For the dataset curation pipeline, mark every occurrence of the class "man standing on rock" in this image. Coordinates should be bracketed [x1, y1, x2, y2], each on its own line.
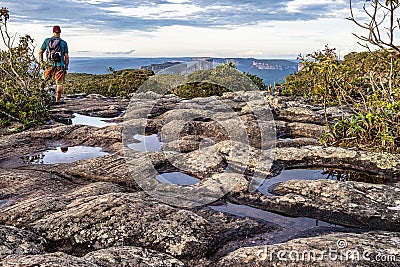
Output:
[39, 25, 69, 102]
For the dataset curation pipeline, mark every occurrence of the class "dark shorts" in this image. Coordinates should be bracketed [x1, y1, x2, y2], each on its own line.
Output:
[42, 66, 66, 85]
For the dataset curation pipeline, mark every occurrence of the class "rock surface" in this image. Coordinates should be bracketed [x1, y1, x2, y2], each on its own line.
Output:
[83, 246, 186, 267]
[0, 91, 399, 266]
[0, 225, 47, 260]
[216, 231, 400, 266]
[229, 179, 400, 231]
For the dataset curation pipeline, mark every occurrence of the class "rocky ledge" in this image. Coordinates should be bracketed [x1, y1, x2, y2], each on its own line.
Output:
[0, 92, 399, 266]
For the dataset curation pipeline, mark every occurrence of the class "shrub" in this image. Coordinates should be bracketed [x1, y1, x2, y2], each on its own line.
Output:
[171, 63, 264, 98]
[283, 45, 400, 153]
[64, 69, 154, 97]
[0, 7, 50, 129]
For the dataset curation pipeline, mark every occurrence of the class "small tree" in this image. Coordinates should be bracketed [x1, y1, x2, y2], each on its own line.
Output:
[0, 7, 50, 128]
[347, 0, 400, 54]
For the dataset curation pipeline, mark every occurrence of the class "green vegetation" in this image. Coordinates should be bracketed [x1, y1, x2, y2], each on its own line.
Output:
[65, 63, 267, 99]
[0, 7, 50, 129]
[283, 46, 400, 154]
[64, 69, 154, 98]
[171, 63, 264, 98]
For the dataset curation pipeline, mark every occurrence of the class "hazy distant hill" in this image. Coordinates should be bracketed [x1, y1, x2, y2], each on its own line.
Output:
[212, 58, 298, 85]
[70, 57, 298, 85]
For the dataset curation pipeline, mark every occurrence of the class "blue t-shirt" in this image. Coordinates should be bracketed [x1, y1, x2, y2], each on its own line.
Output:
[40, 37, 69, 67]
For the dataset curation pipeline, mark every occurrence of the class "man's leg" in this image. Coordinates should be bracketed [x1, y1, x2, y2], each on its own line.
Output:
[55, 85, 63, 102]
[54, 67, 66, 102]
[41, 67, 52, 89]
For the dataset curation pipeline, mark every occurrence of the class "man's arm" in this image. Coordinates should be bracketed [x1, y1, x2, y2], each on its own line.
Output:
[39, 38, 47, 68]
[38, 49, 45, 67]
[64, 53, 69, 72]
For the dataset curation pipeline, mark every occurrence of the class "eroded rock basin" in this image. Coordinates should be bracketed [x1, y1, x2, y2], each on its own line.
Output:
[255, 167, 387, 196]
[71, 113, 120, 128]
[210, 201, 345, 241]
[127, 133, 164, 152]
[156, 172, 200, 186]
[1, 92, 399, 266]
[0, 146, 109, 168]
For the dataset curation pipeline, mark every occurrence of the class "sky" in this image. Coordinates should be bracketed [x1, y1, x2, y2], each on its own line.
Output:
[0, 0, 376, 59]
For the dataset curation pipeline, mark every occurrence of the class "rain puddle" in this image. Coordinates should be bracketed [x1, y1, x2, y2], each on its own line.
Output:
[211, 202, 342, 239]
[277, 133, 297, 141]
[278, 137, 293, 142]
[255, 168, 386, 196]
[127, 134, 164, 152]
[156, 172, 200, 186]
[71, 113, 119, 128]
[0, 198, 16, 208]
[20, 146, 109, 165]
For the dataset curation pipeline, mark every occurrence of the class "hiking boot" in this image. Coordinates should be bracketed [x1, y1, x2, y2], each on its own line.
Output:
[52, 100, 66, 105]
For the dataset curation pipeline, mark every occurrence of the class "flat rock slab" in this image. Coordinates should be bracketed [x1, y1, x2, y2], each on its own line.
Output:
[31, 154, 138, 189]
[0, 181, 127, 227]
[3, 246, 185, 267]
[2, 252, 98, 267]
[51, 94, 128, 118]
[272, 145, 400, 177]
[0, 225, 47, 260]
[229, 179, 400, 231]
[0, 168, 82, 201]
[0, 171, 215, 259]
[277, 106, 325, 124]
[0, 124, 122, 165]
[216, 231, 400, 267]
[30, 191, 215, 259]
[83, 246, 185, 267]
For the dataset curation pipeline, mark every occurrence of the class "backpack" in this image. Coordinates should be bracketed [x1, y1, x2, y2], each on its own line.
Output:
[47, 37, 62, 63]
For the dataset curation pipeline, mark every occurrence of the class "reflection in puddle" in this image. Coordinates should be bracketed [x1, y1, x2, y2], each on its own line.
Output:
[127, 134, 164, 152]
[21, 146, 109, 164]
[0, 198, 15, 208]
[0, 199, 8, 206]
[211, 202, 341, 237]
[326, 169, 386, 184]
[156, 172, 200, 186]
[278, 138, 293, 142]
[255, 168, 386, 196]
[256, 169, 331, 196]
[71, 113, 118, 128]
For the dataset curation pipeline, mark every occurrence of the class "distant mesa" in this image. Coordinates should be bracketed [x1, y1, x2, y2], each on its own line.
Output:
[139, 57, 298, 84]
[140, 61, 182, 72]
[252, 60, 297, 71]
[69, 57, 296, 83]
[140, 58, 214, 73]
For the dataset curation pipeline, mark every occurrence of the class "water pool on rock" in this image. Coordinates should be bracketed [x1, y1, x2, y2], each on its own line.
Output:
[254, 168, 387, 196]
[20, 146, 109, 165]
[155, 172, 201, 186]
[127, 134, 164, 152]
[211, 202, 344, 242]
[71, 113, 119, 128]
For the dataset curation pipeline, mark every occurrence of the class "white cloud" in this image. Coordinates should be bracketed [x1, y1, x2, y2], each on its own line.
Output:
[71, 0, 115, 5]
[286, 0, 345, 13]
[166, 0, 190, 3]
[4, 16, 363, 58]
[103, 4, 204, 19]
[1, 0, 367, 58]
